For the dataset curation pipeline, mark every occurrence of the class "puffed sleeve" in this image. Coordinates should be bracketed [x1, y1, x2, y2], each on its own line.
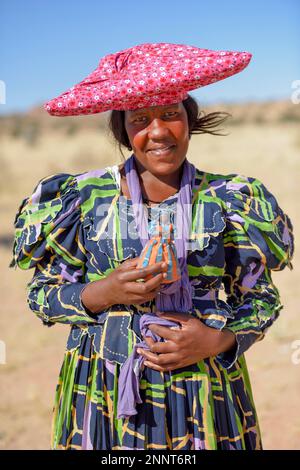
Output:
[216, 174, 294, 369]
[9, 173, 100, 327]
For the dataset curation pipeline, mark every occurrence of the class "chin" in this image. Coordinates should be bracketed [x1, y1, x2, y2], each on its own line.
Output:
[148, 160, 181, 175]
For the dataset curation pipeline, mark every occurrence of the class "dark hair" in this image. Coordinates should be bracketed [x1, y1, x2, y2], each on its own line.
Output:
[108, 94, 231, 159]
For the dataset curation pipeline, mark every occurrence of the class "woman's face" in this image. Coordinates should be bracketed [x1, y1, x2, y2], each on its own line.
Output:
[124, 101, 190, 177]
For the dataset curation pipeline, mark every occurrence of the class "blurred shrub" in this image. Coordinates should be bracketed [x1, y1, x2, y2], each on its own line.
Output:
[65, 123, 78, 136]
[279, 111, 300, 123]
[22, 121, 40, 146]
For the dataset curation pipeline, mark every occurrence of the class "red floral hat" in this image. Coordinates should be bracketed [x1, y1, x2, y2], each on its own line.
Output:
[44, 42, 252, 117]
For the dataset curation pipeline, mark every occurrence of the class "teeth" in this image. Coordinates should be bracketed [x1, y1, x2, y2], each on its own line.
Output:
[149, 146, 172, 153]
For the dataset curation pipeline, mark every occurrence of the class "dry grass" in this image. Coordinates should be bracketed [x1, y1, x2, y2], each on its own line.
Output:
[0, 102, 299, 449]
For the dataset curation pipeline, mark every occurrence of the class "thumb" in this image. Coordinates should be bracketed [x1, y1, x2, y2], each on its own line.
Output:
[156, 311, 188, 323]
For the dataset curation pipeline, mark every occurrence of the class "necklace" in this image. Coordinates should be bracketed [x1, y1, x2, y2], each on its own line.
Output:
[143, 198, 161, 204]
[143, 190, 179, 204]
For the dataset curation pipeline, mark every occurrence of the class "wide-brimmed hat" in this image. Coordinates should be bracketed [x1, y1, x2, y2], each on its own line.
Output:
[44, 42, 252, 117]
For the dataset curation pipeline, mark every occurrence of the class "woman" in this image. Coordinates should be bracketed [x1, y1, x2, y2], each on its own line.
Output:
[10, 43, 294, 450]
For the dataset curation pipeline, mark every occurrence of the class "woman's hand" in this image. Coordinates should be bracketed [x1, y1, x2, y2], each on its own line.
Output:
[104, 257, 168, 306]
[81, 257, 168, 315]
[137, 312, 237, 372]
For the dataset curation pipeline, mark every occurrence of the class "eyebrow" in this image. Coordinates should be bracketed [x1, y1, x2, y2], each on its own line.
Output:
[128, 104, 179, 116]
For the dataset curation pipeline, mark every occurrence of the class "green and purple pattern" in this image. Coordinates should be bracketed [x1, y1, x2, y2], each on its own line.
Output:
[10, 163, 294, 450]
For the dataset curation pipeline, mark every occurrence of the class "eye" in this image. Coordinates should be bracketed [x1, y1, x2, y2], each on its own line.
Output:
[164, 111, 178, 118]
[132, 116, 147, 123]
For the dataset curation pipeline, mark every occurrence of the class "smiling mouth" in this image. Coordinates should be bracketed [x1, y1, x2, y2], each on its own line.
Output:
[147, 145, 176, 156]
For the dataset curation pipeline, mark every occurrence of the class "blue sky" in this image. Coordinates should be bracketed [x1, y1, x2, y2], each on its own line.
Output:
[0, 0, 299, 114]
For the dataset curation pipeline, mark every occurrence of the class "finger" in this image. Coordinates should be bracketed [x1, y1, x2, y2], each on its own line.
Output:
[120, 257, 140, 269]
[139, 349, 177, 366]
[148, 340, 176, 354]
[129, 273, 170, 303]
[144, 360, 178, 372]
[125, 262, 168, 282]
[148, 324, 181, 341]
[141, 271, 167, 291]
[121, 261, 168, 283]
[143, 336, 156, 347]
[144, 361, 166, 372]
[127, 272, 165, 295]
[142, 336, 176, 354]
[133, 290, 161, 305]
[136, 290, 161, 304]
[138, 349, 161, 364]
[142, 288, 161, 301]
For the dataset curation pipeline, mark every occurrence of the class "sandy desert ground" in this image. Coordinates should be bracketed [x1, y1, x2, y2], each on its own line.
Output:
[0, 101, 299, 449]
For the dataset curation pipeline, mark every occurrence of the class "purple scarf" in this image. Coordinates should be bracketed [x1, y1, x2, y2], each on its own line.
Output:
[124, 153, 196, 312]
[117, 313, 180, 419]
[117, 154, 196, 419]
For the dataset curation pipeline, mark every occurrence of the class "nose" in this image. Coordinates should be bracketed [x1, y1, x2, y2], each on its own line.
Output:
[147, 117, 170, 138]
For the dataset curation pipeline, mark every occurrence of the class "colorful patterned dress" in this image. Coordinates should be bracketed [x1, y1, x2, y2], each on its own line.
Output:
[10, 162, 294, 450]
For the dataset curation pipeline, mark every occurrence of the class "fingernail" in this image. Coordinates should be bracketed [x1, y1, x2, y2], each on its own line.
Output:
[137, 348, 141, 354]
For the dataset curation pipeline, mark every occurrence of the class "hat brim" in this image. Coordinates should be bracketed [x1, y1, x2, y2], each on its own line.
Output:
[44, 44, 252, 117]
